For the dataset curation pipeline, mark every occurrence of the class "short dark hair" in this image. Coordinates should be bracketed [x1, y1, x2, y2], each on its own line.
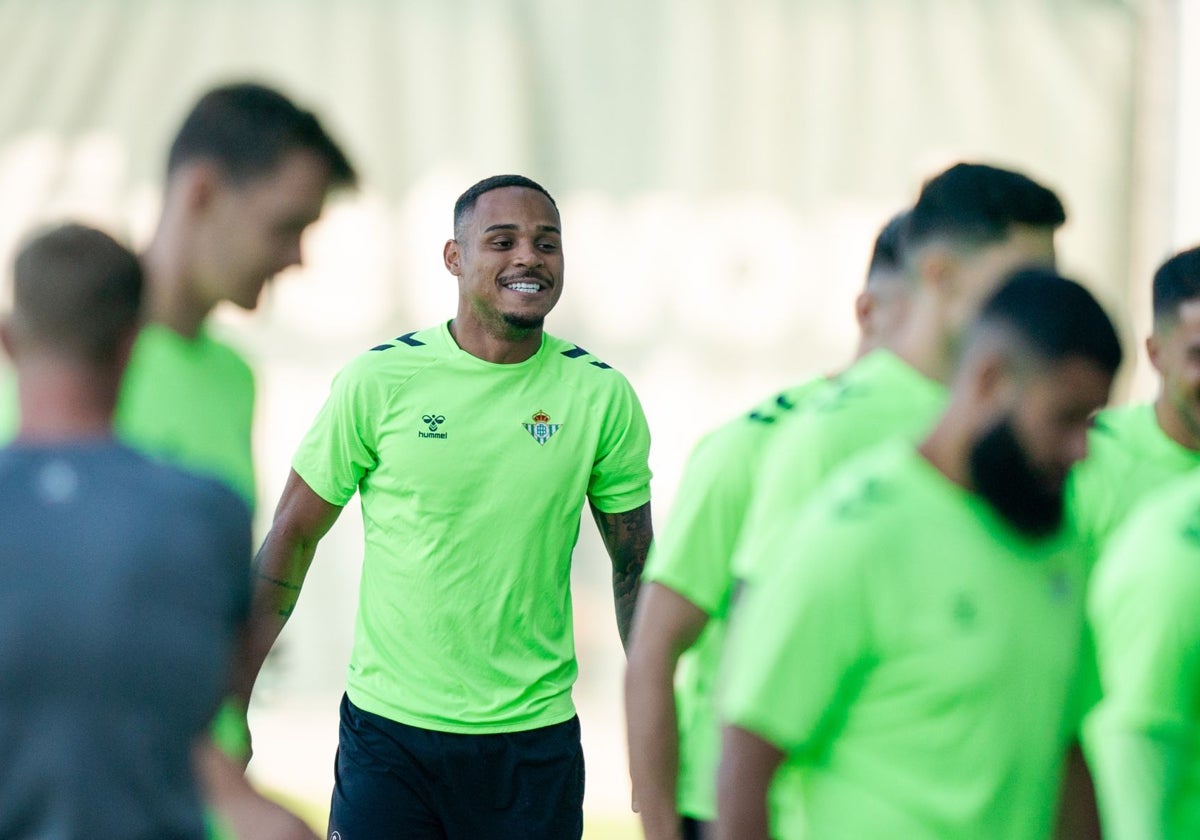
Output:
[1151, 246, 1200, 329]
[167, 82, 357, 188]
[453, 174, 557, 238]
[907, 163, 1066, 253]
[969, 267, 1122, 376]
[866, 209, 911, 284]
[11, 223, 143, 364]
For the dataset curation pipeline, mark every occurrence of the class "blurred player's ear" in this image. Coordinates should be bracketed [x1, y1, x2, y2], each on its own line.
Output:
[177, 160, 222, 214]
[912, 244, 955, 298]
[854, 290, 875, 333]
[1146, 334, 1163, 374]
[443, 239, 462, 276]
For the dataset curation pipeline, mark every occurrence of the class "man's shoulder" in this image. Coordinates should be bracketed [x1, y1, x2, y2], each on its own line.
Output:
[1087, 402, 1160, 455]
[543, 333, 625, 373]
[335, 325, 447, 381]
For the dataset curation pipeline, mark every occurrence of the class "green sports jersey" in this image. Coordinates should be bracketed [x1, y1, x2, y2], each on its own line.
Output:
[293, 322, 652, 734]
[116, 323, 257, 511]
[1067, 402, 1200, 560]
[1084, 471, 1200, 840]
[642, 376, 827, 822]
[733, 349, 946, 583]
[724, 442, 1086, 840]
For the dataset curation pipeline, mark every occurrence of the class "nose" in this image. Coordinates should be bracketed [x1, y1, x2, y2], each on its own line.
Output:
[512, 239, 543, 269]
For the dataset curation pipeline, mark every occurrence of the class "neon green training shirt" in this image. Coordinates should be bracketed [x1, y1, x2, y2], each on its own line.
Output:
[724, 442, 1087, 840]
[293, 323, 652, 733]
[116, 323, 257, 511]
[733, 348, 946, 583]
[641, 376, 826, 823]
[1085, 471, 1200, 840]
[1067, 402, 1200, 561]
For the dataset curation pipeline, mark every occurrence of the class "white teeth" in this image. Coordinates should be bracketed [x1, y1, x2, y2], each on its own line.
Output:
[506, 282, 541, 293]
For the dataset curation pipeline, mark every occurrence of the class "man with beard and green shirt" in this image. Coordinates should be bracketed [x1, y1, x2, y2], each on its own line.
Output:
[1068, 246, 1200, 558]
[625, 209, 913, 840]
[718, 270, 1122, 840]
[629, 162, 1064, 839]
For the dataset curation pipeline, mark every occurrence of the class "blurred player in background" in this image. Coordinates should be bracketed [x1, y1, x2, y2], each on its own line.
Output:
[0, 224, 312, 840]
[238, 175, 653, 839]
[625, 208, 911, 840]
[628, 161, 1066, 839]
[1068, 246, 1200, 552]
[130, 81, 355, 836]
[718, 270, 1121, 839]
[1079, 244, 1200, 840]
[1085, 450, 1200, 839]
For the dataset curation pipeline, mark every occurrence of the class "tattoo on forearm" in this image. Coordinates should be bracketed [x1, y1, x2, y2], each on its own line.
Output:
[254, 571, 302, 592]
[253, 568, 302, 620]
[596, 503, 654, 649]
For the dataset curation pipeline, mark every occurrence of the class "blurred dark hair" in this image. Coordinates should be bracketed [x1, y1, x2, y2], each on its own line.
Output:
[167, 82, 356, 188]
[12, 223, 143, 364]
[907, 163, 1065, 253]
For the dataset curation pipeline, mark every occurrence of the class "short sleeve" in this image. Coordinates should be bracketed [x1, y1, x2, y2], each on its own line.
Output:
[722, 508, 876, 754]
[292, 358, 383, 506]
[587, 373, 652, 514]
[643, 421, 760, 617]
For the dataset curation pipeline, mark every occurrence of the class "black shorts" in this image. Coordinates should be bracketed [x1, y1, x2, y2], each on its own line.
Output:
[681, 815, 711, 840]
[329, 694, 585, 840]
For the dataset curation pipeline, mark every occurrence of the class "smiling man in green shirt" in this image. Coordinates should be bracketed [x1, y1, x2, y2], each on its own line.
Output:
[238, 175, 653, 840]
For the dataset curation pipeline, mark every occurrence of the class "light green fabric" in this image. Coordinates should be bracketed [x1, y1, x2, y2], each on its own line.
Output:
[1068, 402, 1200, 564]
[724, 442, 1086, 840]
[1085, 471, 1200, 840]
[293, 322, 651, 733]
[116, 324, 257, 511]
[734, 349, 946, 582]
[642, 376, 826, 822]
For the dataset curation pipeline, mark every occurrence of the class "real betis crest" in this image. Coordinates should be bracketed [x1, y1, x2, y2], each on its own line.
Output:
[523, 410, 562, 445]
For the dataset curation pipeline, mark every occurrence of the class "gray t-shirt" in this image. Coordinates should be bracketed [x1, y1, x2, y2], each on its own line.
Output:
[0, 441, 251, 840]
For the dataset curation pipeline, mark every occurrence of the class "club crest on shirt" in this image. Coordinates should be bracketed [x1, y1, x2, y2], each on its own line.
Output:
[419, 413, 447, 439]
[523, 410, 562, 445]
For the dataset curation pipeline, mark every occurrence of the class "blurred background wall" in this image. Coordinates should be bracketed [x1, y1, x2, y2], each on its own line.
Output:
[0, 0, 1190, 834]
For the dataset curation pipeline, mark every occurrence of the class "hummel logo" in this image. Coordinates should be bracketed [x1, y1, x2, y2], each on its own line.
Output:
[419, 414, 448, 440]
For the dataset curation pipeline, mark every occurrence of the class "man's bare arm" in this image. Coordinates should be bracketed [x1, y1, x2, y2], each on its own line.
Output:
[625, 582, 710, 840]
[231, 469, 343, 705]
[715, 725, 785, 840]
[589, 500, 653, 651]
[193, 738, 319, 840]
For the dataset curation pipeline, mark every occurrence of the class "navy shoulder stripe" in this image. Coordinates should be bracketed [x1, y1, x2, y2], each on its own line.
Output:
[561, 345, 589, 359]
[369, 332, 427, 352]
